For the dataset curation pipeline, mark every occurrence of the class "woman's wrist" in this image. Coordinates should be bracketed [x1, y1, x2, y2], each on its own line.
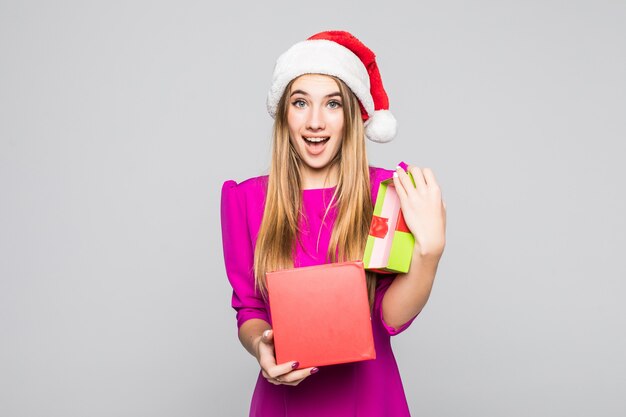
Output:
[238, 319, 272, 360]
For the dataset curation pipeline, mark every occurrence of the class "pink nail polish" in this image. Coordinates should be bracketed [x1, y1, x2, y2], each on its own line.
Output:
[310, 367, 319, 374]
[292, 361, 299, 369]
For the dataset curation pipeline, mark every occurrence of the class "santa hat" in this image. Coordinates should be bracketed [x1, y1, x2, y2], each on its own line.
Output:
[266, 30, 397, 143]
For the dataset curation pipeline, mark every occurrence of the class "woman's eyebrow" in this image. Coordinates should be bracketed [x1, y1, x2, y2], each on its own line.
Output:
[290, 90, 341, 98]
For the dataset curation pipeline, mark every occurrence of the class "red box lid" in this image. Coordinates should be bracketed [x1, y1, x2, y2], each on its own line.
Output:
[266, 261, 376, 369]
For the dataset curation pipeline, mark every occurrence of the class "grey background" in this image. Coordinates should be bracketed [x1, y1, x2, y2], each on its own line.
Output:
[1, 1, 625, 416]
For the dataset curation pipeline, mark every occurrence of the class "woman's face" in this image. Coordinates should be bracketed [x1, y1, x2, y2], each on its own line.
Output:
[287, 74, 344, 185]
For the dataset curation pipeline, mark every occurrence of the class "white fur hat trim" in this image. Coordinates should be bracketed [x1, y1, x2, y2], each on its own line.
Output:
[266, 39, 375, 118]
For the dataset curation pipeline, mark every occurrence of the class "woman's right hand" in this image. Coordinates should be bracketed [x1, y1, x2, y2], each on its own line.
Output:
[254, 329, 319, 386]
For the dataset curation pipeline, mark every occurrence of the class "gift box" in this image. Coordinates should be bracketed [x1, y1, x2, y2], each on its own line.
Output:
[265, 261, 376, 369]
[363, 164, 415, 274]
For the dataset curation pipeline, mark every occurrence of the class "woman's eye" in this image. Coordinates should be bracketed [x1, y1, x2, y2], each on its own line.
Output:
[328, 100, 342, 109]
[293, 99, 306, 108]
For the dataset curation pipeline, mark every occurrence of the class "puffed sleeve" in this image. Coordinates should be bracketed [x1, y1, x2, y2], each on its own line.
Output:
[220, 180, 270, 330]
[373, 275, 418, 336]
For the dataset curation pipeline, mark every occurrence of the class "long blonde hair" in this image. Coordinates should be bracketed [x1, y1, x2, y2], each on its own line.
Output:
[254, 75, 377, 307]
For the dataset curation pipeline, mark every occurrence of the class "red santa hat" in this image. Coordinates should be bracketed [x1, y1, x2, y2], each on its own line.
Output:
[266, 30, 397, 143]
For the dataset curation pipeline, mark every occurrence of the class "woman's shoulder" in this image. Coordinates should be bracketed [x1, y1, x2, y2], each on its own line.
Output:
[221, 175, 269, 219]
[222, 175, 269, 196]
[368, 165, 395, 182]
[368, 164, 400, 202]
[369, 161, 409, 183]
[368, 164, 396, 190]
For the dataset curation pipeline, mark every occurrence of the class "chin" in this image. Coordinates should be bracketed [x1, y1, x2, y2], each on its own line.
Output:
[302, 160, 331, 170]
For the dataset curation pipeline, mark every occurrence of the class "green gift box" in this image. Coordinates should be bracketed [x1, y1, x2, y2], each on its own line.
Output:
[363, 167, 415, 274]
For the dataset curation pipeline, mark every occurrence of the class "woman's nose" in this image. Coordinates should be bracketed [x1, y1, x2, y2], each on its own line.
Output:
[306, 106, 325, 130]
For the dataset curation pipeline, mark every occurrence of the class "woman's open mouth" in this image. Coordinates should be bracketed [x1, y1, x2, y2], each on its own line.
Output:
[302, 136, 330, 155]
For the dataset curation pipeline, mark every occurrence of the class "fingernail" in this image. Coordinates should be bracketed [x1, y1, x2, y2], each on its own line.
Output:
[263, 330, 271, 338]
[396, 165, 403, 171]
[310, 367, 319, 374]
[393, 172, 398, 178]
[292, 361, 299, 369]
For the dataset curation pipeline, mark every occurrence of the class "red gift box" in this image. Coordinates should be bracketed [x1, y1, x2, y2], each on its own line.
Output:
[265, 261, 376, 369]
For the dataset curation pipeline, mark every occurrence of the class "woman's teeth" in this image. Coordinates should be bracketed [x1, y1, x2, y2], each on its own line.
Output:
[304, 137, 330, 143]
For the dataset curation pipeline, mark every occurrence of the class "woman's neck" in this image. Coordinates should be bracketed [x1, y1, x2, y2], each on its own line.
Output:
[300, 165, 338, 190]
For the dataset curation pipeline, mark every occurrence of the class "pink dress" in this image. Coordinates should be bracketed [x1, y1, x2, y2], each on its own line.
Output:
[220, 166, 418, 417]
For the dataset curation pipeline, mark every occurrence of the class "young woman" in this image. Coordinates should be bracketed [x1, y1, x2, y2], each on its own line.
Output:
[221, 31, 446, 417]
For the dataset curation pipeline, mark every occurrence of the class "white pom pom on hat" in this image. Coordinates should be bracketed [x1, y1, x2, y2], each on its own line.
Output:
[266, 30, 397, 143]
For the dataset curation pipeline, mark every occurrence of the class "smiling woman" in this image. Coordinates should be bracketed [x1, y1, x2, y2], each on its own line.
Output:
[220, 30, 446, 417]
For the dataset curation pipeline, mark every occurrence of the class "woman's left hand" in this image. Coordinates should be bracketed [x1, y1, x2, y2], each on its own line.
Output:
[392, 165, 447, 259]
